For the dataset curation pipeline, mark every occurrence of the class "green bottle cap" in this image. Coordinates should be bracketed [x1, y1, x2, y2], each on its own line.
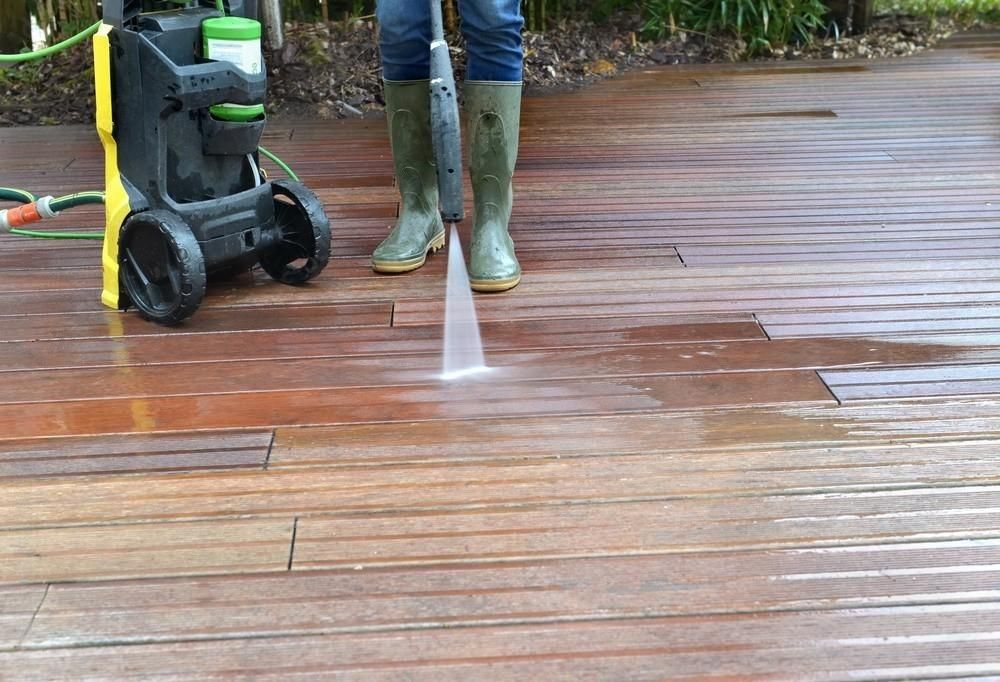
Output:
[210, 103, 266, 122]
[202, 16, 261, 41]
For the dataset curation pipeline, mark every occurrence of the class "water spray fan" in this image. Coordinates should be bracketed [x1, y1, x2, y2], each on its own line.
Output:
[0, 0, 332, 325]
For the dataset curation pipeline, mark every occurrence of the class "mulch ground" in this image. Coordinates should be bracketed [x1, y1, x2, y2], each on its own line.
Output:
[0, 12, 978, 126]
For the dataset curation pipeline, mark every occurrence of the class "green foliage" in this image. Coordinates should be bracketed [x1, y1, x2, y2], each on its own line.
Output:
[0, 60, 44, 87]
[522, 0, 595, 30]
[874, 0, 1000, 22]
[590, 0, 635, 20]
[639, 0, 831, 54]
[281, 0, 374, 21]
[638, 0, 700, 37]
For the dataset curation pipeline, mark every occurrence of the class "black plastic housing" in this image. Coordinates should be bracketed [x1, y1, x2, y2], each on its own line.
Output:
[104, 0, 275, 272]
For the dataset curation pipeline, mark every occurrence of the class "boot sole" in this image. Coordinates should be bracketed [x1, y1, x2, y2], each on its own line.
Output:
[371, 230, 446, 274]
[470, 274, 522, 293]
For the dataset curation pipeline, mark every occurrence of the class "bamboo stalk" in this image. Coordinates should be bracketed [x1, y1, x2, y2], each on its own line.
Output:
[444, 0, 457, 34]
[57, 0, 68, 35]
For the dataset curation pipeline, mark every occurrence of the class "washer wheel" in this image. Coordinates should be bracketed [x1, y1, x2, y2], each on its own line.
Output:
[260, 180, 332, 285]
[119, 210, 206, 326]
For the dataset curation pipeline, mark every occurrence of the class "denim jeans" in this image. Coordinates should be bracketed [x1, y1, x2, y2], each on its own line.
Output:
[376, 0, 524, 82]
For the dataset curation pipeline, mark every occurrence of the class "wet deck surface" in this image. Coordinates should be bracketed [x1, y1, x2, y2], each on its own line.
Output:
[3, 36, 1000, 678]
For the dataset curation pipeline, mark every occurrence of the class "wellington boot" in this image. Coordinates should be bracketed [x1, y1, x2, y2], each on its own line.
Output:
[371, 80, 445, 273]
[465, 81, 522, 292]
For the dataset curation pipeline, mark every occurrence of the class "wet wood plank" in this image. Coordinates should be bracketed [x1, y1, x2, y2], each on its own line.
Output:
[0, 302, 393, 343]
[757, 305, 1000, 338]
[822, 363, 1000, 401]
[0, 431, 273, 479]
[0, 585, 46, 650]
[5, 604, 1000, 680]
[9, 335, 992, 404]
[291, 487, 1000, 568]
[0, 314, 763, 371]
[3, 438, 998, 533]
[6, 273, 997, 320]
[268, 401, 1000, 468]
[0, 247, 683, 286]
[0, 518, 295, 584]
[0, 369, 834, 440]
[4, 254, 996, 316]
[20, 538, 1000, 648]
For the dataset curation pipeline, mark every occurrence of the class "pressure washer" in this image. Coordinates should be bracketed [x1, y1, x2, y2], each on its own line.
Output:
[0, 0, 331, 325]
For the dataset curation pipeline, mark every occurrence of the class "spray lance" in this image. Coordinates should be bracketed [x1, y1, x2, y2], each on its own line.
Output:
[429, 0, 464, 229]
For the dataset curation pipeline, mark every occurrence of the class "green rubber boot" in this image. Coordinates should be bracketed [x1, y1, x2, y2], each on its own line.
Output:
[371, 80, 445, 273]
[466, 81, 522, 292]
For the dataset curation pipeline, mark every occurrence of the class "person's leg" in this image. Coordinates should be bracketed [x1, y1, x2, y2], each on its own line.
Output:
[457, 0, 524, 82]
[375, 0, 432, 81]
[371, 1, 444, 272]
[459, 0, 524, 291]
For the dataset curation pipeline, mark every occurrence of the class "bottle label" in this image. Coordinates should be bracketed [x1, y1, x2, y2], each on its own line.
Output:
[206, 38, 262, 75]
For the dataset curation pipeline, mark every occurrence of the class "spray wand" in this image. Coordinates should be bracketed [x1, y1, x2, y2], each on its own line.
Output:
[428, 0, 464, 233]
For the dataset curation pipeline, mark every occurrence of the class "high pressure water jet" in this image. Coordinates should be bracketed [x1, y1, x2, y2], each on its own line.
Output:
[441, 225, 492, 381]
[427, 0, 492, 381]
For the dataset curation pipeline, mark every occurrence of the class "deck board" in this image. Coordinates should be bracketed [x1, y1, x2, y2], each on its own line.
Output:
[0, 518, 296, 584]
[2, 38, 1000, 677]
[0, 585, 46, 650]
[5, 438, 1000, 537]
[6, 605, 1000, 680]
[0, 370, 836, 440]
[20, 540, 1000, 646]
[0, 431, 273, 478]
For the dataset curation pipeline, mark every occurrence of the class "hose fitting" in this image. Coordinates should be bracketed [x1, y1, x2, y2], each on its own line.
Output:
[0, 196, 59, 233]
[36, 196, 60, 219]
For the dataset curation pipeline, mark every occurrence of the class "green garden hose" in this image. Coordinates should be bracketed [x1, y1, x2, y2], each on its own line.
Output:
[0, 188, 105, 239]
[0, 188, 37, 204]
[6, 227, 104, 240]
[49, 191, 107, 212]
[0, 21, 102, 63]
[258, 146, 300, 182]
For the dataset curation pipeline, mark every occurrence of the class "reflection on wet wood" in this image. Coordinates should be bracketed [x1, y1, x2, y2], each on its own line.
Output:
[2, 38, 1000, 678]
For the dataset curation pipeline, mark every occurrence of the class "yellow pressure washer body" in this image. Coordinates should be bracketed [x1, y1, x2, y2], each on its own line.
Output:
[94, 0, 331, 325]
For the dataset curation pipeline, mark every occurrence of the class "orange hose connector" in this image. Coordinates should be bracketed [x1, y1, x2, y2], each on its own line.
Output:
[1, 196, 58, 232]
[6, 202, 42, 227]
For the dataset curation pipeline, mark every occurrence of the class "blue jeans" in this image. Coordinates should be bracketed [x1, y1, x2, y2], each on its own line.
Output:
[376, 0, 524, 82]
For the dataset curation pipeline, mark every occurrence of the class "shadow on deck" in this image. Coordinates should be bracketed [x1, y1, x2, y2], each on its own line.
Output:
[2, 35, 1000, 678]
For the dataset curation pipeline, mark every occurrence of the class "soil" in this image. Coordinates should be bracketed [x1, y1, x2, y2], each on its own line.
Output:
[0, 12, 982, 127]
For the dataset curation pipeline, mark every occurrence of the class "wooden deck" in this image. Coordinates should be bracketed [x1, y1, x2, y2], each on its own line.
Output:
[3, 36, 1000, 678]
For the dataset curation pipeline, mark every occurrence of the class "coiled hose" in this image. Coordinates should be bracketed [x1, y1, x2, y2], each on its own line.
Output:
[0, 188, 106, 239]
